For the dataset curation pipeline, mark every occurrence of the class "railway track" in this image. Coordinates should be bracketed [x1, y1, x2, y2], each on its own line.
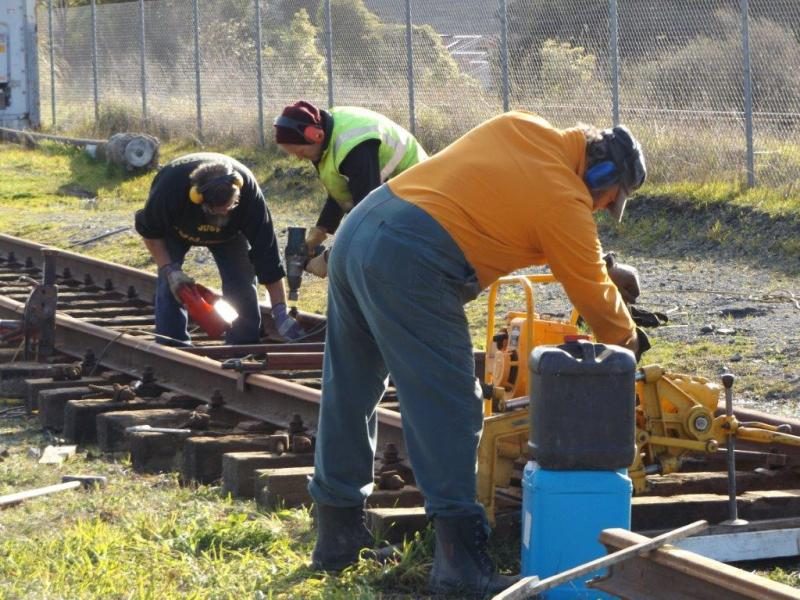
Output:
[0, 233, 404, 446]
[1, 232, 800, 598]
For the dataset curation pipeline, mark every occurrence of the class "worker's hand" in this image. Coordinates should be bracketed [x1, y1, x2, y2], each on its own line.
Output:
[633, 327, 651, 362]
[305, 226, 327, 254]
[159, 263, 194, 301]
[604, 252, 640, 304]
[271, 302, 305, 341]
[305, 250, 329, 278]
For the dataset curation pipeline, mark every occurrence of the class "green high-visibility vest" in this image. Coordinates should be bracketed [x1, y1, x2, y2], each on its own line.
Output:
[318, 107, 427, 210]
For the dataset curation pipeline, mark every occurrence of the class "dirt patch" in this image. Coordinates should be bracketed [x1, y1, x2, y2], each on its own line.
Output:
[599, 195, 800, 418]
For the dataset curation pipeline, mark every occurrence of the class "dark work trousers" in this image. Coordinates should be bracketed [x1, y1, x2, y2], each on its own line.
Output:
[308, 185, 488, 523]
[154, 234, 261, 345]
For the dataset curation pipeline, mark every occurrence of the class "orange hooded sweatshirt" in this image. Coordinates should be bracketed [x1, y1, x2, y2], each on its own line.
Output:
[387, 111, 635, 347]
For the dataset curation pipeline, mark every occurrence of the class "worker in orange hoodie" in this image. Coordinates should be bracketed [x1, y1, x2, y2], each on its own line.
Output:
[307, 112, 648, 596]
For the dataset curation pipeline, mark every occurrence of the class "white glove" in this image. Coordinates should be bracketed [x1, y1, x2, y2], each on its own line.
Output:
[159, 263, 194, 301]
[271, 302, 305, 341]
[305, 250, 329, 278]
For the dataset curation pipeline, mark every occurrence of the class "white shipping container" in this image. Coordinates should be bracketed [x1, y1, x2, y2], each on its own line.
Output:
[0, 0, 38, 128]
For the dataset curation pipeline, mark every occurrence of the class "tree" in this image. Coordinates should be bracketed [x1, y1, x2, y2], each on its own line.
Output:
[264, 9, 326, 99]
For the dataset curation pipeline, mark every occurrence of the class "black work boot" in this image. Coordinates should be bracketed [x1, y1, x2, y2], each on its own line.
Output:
[429, 515, 519, 597]
[310, 504, 375, 571]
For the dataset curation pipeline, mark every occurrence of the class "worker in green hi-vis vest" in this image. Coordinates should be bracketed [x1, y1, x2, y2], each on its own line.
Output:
[274, 100, 428, 277]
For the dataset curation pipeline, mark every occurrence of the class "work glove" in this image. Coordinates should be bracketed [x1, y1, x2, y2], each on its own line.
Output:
[629, 305, 668, 328]
[604, 252, 641, 304]
[305, 226, 328, 254]
[159, 263, 194, 302]
[271, 302, 305, 341]
[305, 249, 329, 278]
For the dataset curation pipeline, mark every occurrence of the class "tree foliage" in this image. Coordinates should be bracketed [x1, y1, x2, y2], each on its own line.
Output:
[539, 40, 598, 102]
[627, 11, 800, 115]
[264, 9, 326, 98]
[312, 0, 475, 89]
[508, 0, 800, 63]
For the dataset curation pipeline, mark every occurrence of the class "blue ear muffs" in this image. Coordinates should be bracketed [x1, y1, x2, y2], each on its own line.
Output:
[585, 160, 619, 191]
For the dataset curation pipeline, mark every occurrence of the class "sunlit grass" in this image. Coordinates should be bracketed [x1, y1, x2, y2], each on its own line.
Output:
[0, 415, 441, 599]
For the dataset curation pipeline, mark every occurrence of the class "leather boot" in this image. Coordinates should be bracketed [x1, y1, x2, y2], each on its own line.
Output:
[428, 515, 519, 597]
[310, 503, 376, 571]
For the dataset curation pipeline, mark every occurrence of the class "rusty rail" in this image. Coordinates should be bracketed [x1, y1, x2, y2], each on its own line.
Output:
[593, 528, 800, 599]
[0, 233, 402, 444]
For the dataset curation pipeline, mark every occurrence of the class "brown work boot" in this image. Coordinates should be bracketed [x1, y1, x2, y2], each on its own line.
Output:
[428, 515, 518, 597]
[310, 503, 399, 571]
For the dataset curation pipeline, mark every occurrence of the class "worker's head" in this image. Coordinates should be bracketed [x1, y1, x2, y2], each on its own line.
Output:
[584, 125, 646, 222]
[188, 162, 244, 223]
[274, 100, 325, 162]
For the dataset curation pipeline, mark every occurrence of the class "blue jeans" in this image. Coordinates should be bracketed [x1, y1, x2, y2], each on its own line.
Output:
[155, 234, 261, 345]
[309, 186, 486, 521]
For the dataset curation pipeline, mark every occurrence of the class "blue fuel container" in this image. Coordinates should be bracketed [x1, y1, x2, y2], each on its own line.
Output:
[522, 341, 636, 598]
[521, 462, 632, 599]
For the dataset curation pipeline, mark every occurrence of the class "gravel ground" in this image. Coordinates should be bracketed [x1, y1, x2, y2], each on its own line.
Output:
[507, 256, 798, 412]
[628, 254, 799, 415]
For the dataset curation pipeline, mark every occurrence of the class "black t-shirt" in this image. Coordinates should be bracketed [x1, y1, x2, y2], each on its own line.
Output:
[134, 152, 285, 284]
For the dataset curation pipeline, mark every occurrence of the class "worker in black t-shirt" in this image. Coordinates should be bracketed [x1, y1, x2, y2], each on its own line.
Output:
[134, 152, 302, 345]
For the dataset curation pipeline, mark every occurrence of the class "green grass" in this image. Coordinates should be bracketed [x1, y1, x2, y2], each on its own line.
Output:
[0, 414, 449, 599]
[606, 183, 800, 276]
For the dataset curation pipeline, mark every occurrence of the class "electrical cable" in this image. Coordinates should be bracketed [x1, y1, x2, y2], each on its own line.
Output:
[640, 283, 800, 311]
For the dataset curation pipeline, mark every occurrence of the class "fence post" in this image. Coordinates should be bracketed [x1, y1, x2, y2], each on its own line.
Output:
[741, 0, 755, 187]
[609, 0, 620, 126]
[47, 0, 55, 127]
[139, 0, 147, 126]
[90, 0, 99, 125]
[325, 0, 334, 108]
[192, 0, 203, 141]
[499, 0, 509, 112]
[405, 0, 415, 134]
[255, 0, 265, 147]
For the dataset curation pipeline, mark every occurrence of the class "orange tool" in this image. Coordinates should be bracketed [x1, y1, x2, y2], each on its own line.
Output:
[176, 283, 238, 339]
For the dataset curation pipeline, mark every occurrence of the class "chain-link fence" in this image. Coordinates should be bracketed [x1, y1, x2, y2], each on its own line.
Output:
[37, 0, 800, 187]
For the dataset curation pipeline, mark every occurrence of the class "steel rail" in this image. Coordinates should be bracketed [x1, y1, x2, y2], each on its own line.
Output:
[0, 234, 326, 329]
[592, 527, 800, 599]
[0, 233, 401, 446]
[0, 293, 404, 447]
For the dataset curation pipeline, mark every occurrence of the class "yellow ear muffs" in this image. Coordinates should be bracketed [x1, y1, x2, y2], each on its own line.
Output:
[189, 171, 243, 205]
[189, 185, 204, 204]
[231, 171, 244, 189]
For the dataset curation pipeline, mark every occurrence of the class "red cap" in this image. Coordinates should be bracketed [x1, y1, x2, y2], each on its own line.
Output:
[274, 100, 322, 145]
